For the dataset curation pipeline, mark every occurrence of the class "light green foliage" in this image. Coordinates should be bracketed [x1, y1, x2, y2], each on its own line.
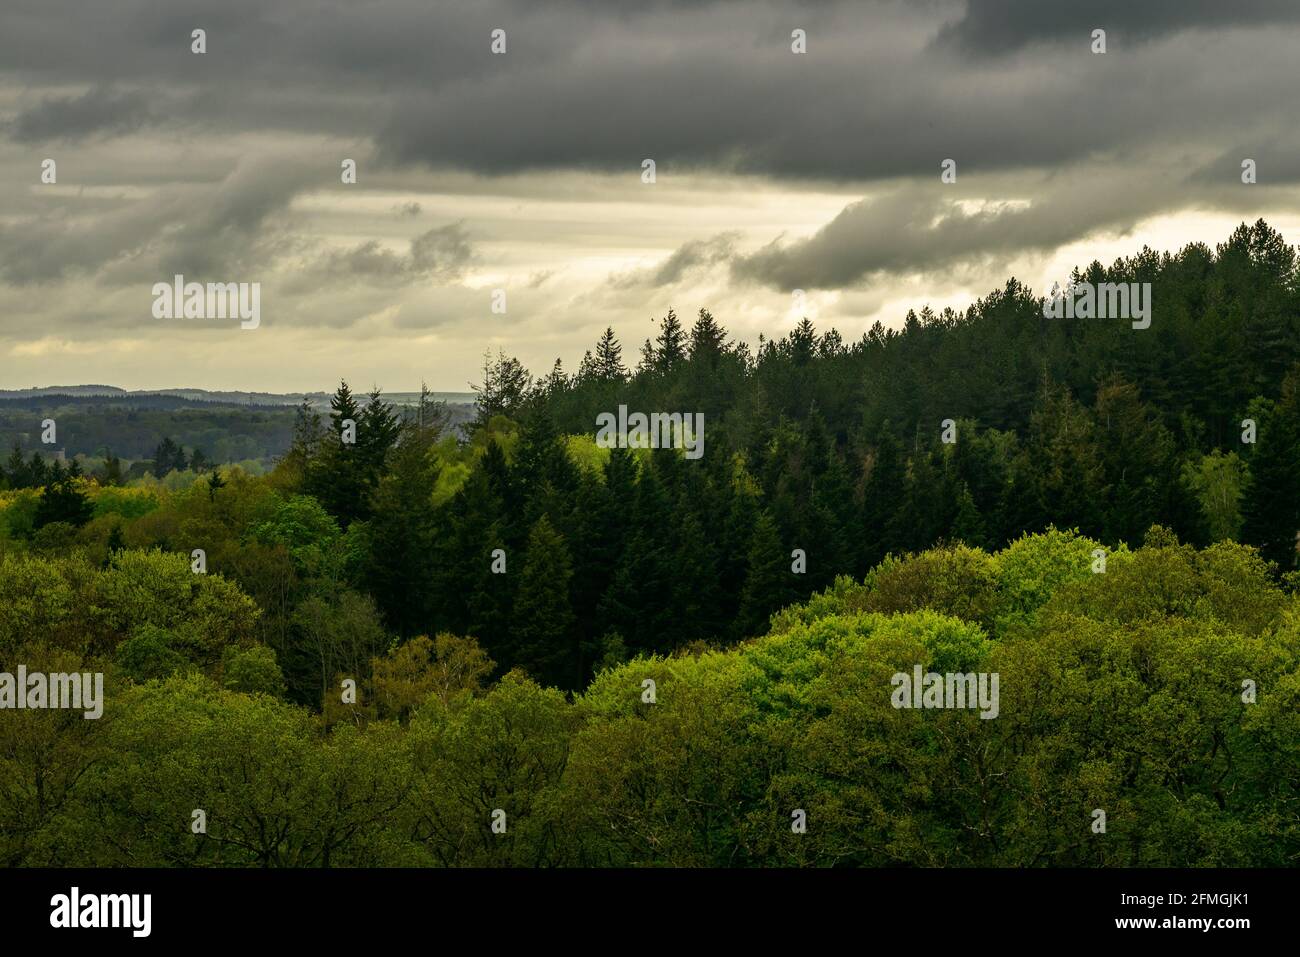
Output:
[0, 644, 116, 867]
[992, 526, 1113, 636]
[405, 672, 577, 866]
[0, 553, 93, 658]
[564, 433, 610, 475]
[91, 486, 162, 521]
[95, 549, 260, 660]
[222, 643, 287, 697]
[1182, 450, 1247, 542]
[859, 545, 1001, 631]
[0, 489, 40, 540]
[430, 415, 520, 505]
[2, 528, 1296, 868]
[1045, 537, 1285, 636]
[251, 493, 344, 579]
[57, 674, 410, 866]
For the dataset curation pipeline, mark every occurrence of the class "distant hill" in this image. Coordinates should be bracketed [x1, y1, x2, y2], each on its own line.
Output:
[0, 386, 479, 463]
[0, 386, 477, 409]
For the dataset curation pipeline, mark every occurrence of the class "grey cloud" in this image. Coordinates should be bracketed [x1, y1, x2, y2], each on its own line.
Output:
[613, 232, 740, 289]
[157, 159, 310, 278]
[1189, 141, 1300, 188]
[9, 87, 152, 142]
[367, 8, 1300, 184]
[2, 0, 1299, 184]
[730, 172, 1202, 290]
[308, 222, 475, 286]
[0, 155, 311, 285]
[935, 0, 1300, 56]
[650, 232, 738, 285]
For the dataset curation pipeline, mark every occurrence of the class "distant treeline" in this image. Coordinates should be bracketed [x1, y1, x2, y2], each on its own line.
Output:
[0, 394, 475, 465]
[0, 397, 299, 463]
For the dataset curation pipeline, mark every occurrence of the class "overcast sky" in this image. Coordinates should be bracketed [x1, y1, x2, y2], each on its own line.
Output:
[3, 0, 1299, 392]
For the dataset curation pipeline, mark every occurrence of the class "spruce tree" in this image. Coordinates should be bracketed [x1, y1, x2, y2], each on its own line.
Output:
[1242, 368, 1300, 570]
[861, 430, 906, 570]
[688, 308, 725, 365]
[595, 327, 627, 381]
[365, 423, 440, 637]
[511, 514, 577, 687]
[33, 473, 94, 530]
[735, 510, 798, 638]
[654, 309, 686, 371]
[307, 381, 370, 527]
[4, 445, 27, 488]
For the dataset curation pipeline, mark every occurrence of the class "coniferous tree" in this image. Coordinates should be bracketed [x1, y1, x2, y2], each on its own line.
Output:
[654, 309, 686, 372]
[3, 445, 28, 488]
[510, 514, 577, 687]
[436, 438, 515, 652]
[861, 430, 907, 570]
[283, 399, 325, 484]
[99, 451, 124, 486]
[1242, 367, 1300, 570]
[307, 381, 369, 527]
[358, 388, 402, 483]
[594, 327, 627, 382]
[207, 469, 226, 501]
[27, 453, 49, 489]
[472, 350, 533, 428]
[33, 472, 94, 530]
[365, 422, 441, 637]
[951, 483, 989, 549]
[152, 437, 186, 475]
[599, 457, 677, 653]
[736, 510, 799, 638]
[688, 308, 726, 365]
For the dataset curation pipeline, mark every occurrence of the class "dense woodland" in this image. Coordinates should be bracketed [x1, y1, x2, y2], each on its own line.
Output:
[0, 395, 300, 466]
[2, 220, 1299, 866]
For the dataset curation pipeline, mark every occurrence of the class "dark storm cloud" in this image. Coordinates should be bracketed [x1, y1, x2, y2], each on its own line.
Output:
[1, 0, 1296, 184]
[935, 0, 1300, 55]
[0, 157, 312, 285]
[5, 0, 1300, 308]
[10, 87, 152, 142]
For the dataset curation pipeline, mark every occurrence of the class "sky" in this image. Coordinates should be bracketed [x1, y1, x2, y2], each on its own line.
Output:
[3, 0, 1300, 393]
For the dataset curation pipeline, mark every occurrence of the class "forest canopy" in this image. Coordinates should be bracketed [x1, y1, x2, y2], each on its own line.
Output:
[2, 220, 1299, 867]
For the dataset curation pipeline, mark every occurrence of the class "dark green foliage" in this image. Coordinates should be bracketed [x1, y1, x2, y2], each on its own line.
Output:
[1242, 367, 1300, 570]
[509, 514, 577, 687]
[32, 471, 94, 530]
[152, 437, 188, 474]
[363, 421, 441, 638]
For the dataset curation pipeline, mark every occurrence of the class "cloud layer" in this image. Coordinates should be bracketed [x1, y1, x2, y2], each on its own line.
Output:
[2, 0, 1299, 389]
